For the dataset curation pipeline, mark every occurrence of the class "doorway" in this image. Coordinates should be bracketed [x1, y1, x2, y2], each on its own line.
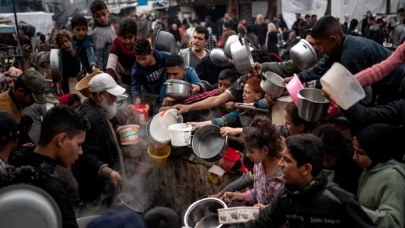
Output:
[195, 4, 227, 22]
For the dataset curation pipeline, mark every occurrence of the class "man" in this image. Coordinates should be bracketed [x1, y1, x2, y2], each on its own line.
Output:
[366, 17, 383, 45]
[292, 13, 304, 37]
[392, 18, 405, 49]
[221, 19, 237, 48]
[301, 14, 311, 37]
[0, 69, 46, 123]
[343, 14, 350, 33]
[0, 111, 18, 165]
[78, 73, 127, 205]
[234, 134, 376, 228]
[253, 14, 267, 46]
[6, 106, 90, 228]
[217, 13, 232, 37]
[179, 26, 210, 69]
[281, 31, 299, 60]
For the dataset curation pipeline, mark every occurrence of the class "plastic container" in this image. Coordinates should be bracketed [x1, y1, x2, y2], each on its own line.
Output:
[320, 63, 365, 110]
[158, 109, 183, 129]
[132, 104, 149, 125]
[147, 145, 171, 168]
[218, 148, 240, 171]
[149, 112, 171, 144]
[117, 125, 140, 145]
[286, 74, 304, 106]
[168, 123, 193, 147]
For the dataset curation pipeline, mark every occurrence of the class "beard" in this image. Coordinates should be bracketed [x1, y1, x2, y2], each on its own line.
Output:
[99, 96, 117, 119]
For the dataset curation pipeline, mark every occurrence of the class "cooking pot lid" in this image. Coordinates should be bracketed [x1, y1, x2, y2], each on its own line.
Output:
[166, 79, 192, 86]
[0, 184, 62, 228]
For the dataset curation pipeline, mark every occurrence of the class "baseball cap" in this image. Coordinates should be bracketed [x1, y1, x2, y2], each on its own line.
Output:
[0, 111, 18, 144]
[20, 69, 47, 104]
[89, 73, 125, 96]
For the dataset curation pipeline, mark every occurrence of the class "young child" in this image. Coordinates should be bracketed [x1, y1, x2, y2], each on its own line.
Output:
[222, 117, 284, 210]
[276, 102, 318, 137]
[71, 15, 99, 73]
[90, 0, 117, 71]
[106, 18, 138, 91]
[190, 77, 268, 137]
[131, 38, 171, 106]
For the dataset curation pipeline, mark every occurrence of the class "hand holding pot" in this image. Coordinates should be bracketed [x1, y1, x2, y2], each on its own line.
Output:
[322, 89, 337, 104]
[222, 192, 244, 204]
[188, 121, 210, 129]
[174, 104, 190, 114]
[109, 171, 122, 187]
[282, 76, 293, 85]
[220, 127, 241, 137]
[264, 93, 275, 106]
[191, 84, 200, 93]
[253, 203, 267, 212]
[209, 192, 223, 199]
[252, 62, 262, 74]
[162, 97, 176, 106]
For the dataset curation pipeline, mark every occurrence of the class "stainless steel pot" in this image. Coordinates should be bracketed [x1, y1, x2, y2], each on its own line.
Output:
[184, 198, 227, 228]
[210, 48, 230, 66]
[260, 72, 285, 98]
[298, 88, 330, 122]
[50, 49, 62, 83]
[224, 35, 239, 59]
[290, 39, 318, 71]
[191, 125, 227, 162]
[165, 79, 191, 100]
[230, 42, 254, 74]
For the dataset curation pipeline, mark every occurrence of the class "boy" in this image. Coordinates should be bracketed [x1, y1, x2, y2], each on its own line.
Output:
[160, 54, 203, 106]
[71, 15, 99, 74]
[131, 38, 171, 105]
[90, 0, 117, 71]
[234, 134, 376, 228]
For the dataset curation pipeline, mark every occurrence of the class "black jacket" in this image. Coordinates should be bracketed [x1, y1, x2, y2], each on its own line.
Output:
[236, 172, 376, 228]
[4, 150, 78, 228]
[77, 98, 120, 203]
[195, 55, 232, 85]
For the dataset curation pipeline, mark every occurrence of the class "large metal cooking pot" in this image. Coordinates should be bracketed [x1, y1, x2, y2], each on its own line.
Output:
[210, 48, 230, 66]
[223, 35, 239, 59]
[290, 39, 318, 71]
[260, 72, 285, 98]
[50, 49, 62, 83]
[165, 79, 191, 100]
[191, 125, 228, 162]
[230, 42, 254, 74]
[113, 181, 144, 214]
[298, 88, 330, 122]
[151, 29, 176, 54]
[184, 198, 227, 228]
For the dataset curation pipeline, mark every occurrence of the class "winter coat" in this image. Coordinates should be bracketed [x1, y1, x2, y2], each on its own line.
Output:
[358, 159, 405, 228]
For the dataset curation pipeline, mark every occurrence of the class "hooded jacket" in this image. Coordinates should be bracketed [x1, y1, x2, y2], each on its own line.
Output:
[235, 172, 376, 228]
[358, 160, 405, 228]
[3, 150, 78, 228]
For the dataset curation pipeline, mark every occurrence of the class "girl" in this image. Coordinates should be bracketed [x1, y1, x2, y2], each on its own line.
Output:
[222, 117, 284, 210]
[277, 101, 317, 137]
[106, 18, 138, 93]
[354, 124, 405, 228]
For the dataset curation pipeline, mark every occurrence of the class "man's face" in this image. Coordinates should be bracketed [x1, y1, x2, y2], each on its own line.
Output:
[59, 37, 73, 52]
[121, 33, 136, 50]
[172, 24, 178, 31]
[306, 34, 319, 52]
[352, 138, 372, 168]
[218, 78, 233, 93]
[135, 53, 152, 68]
[289, 32, 296, 41]
[73, 25, 88, 41]
[93, 9, 110, 26]
[314, 36, 336, 56]
[278, 147, 305, 185]
[192, 32, 207, 52]
[256, 16, 263, 24]
[264, 18, 270, 24]
[15, 88, 34, 107]
[242, 84, 261, 103]
[166, 66, 186, 80]
[98, 92, 117, 119]
[56, 131, 85, 168]
[224, 13, 230, 19]
[296, 14, 301, 20]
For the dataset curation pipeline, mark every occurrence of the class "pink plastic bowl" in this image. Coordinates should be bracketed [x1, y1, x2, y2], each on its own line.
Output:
[286, 74, 304, 106]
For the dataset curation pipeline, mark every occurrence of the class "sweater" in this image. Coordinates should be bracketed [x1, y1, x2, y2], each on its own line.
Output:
[91, 22, 117, 71]
[131, 49, 171, 99]
[358, 160, 405, 228]
[106, 37, 137, 85]
[159, 67, 202, 102]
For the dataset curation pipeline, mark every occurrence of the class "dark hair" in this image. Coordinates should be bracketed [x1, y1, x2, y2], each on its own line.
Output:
[285, 102, 317, 132]
[67, 94, 81, 107]
[194, 26, 209, 40]
[218, 68, 238, 83]
[243, 155, 254, 171]
[368, 16, 375, 21]
[314, 124, 349, 156]
[398, 8, 405, 13]
[192, 19, 200, 25]
[251, 49, 271, 63]
[144, 207, 181, 228]
[134, 38, 151, 55]
[40, 34, 46, 42]
[71, 15, 88, 29]
[403, 18, 405, 24]
[304, 29, 312, 39]
[165, 54, 184, 67]
[285, 134, 324, 176]
[38, 106, 90, 146]
[90, 0, 108, 14]
[14, 76, 32, 95]
[305, 14, 311, 19]
[311, 15, 343, 39]
[19, 115, 33, 131]
[376, 18, 383, 24]
[349, 19, 358, 31]
[246, 24, 254, 33]
[223, 19, 233, 29]
[119, 18, 138, 36]
[244, 116, 282, 159]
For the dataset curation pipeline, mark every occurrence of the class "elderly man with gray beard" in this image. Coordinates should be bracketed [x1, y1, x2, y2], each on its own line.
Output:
[77, 73, 130, 207]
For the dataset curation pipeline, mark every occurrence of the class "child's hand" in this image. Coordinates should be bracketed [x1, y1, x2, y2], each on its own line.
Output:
[191, 84, 200, 93]
[135, 98, 142, 105]
[188, 122, 207, 129]
[220, 127, 240, 136]
[221, 192, 244, 203]
[92, 65, 100, 73]
[162, 97, 176, 107]
[253, 203, 267, 212]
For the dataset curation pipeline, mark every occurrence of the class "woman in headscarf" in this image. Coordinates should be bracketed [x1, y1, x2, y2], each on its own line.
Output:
[265, 23, 279, 55]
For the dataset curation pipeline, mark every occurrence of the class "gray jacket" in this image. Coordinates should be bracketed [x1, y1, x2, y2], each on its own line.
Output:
[179, 48, 210, 69]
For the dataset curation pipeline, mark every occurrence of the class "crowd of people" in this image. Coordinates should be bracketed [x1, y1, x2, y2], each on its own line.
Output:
[2, 1, 405, 227]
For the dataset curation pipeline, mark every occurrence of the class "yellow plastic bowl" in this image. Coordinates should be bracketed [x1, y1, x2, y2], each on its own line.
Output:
[147, 145, 171, 168]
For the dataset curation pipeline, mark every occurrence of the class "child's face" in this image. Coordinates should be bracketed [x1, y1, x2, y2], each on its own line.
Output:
[121, 33, 136, 50]
[278, 147, 304, 185]
[242, 84, 261, 103]
[58, 37, 73, 52]
[217, 78, 233, 94]
[352, 138, 372, 168]
[314, 36, 337, 56]
[135, 53, 152, 68]
[284, 111, 303, 136]
[73, 25, 88, 41]
[246, 146, 267, 164]
[93, 9, 110, 26]
[166, 66, 186, 80]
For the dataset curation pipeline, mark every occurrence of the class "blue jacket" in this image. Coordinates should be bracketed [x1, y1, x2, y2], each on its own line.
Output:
[131, 50, 171, 99]
[72, 35, 97, 73]
[297, 35, 405, 105]
[159, 67, 201, 102]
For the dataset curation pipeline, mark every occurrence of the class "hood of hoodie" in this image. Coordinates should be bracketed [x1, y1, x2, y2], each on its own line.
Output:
[366, 159, 405, 179]
[284, 171, 333, 200]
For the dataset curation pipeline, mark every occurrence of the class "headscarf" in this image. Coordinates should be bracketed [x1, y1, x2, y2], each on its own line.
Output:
[265, 23, 277, 49]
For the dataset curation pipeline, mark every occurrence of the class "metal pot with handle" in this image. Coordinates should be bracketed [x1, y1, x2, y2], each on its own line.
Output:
[230, 42, 254, 74]
[260, 72, 285, 98]
[298, 88, 330, 122]
[234, 103, 270, 113]
[190, 125, 228, 162]
[165, 79, 191, 100]
[290, 39, 318, 71]
[113, 181, 144, 214]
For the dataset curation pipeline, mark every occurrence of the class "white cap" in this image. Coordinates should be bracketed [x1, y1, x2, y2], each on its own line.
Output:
[89, 73, 126, 96]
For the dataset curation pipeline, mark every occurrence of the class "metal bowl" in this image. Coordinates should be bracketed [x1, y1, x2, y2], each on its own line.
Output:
[210, 48, 229, 66]
[165, 79, 191, 100]
[290, 39, 318, 71]
[260, 72, 285, 97]
[224, 35, 239, 59]
[298, 88, 330, 122]
[230, 42, 254, 74]
[184, 198, 227, 228]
